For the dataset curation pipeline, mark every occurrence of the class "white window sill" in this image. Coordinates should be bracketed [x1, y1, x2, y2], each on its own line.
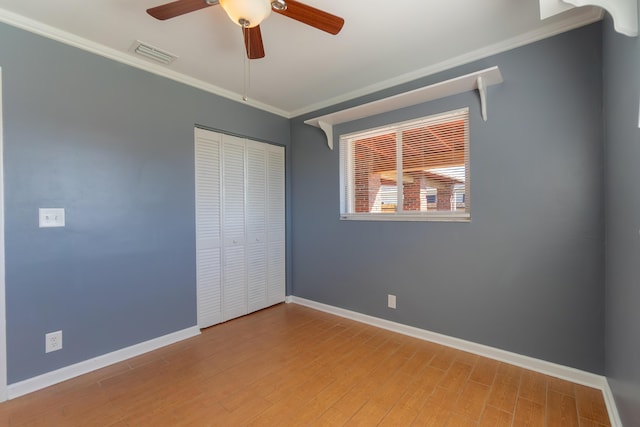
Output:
[339, 213, 471, 222]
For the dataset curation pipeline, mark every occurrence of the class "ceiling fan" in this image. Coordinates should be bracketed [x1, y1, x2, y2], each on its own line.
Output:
[147, 0, 344, 59]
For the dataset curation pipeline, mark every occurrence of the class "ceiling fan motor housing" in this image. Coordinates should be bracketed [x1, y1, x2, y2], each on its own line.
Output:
[219, 0, 272, 27]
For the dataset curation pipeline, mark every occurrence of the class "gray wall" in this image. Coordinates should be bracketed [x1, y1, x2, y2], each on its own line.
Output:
[291, 23, 605, 373]
[603, 15, 640, 426]
[5, 12, 634, 401]
[0, 22, 290, 383]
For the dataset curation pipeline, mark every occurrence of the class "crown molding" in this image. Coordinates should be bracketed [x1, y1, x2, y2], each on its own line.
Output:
[0, 6, 603, 119]
[0, 8, 290, 118]
[290, 7, 604, 118]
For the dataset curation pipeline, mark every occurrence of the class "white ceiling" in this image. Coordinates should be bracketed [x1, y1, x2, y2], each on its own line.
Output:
[0, 0, 601, 117]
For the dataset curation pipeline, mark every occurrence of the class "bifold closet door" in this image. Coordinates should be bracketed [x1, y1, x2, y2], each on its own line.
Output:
[194, 129, 222, 328]
[266, 145, 285, 306]
[221, 134, 247, 322]
[246, 140, 268, 313]
[195, 128, 285, 328]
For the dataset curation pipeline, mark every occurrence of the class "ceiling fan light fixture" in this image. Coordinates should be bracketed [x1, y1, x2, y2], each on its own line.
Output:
[219, 0, 272, 28]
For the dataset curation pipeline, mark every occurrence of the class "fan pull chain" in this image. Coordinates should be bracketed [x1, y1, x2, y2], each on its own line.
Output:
[242, 27, 250, 102]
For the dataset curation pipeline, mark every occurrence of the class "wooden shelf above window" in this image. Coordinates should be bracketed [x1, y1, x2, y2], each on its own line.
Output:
[305, 66, 503, 149]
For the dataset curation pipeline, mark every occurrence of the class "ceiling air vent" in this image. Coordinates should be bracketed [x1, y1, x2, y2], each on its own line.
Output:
[131, 41, 178, 65]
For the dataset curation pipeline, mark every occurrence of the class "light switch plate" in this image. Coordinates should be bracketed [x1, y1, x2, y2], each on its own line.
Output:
[39, 208, 65, 228]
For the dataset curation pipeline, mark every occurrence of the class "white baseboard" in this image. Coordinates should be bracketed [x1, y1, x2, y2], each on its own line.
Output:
[7, 326, 200, 399]
[602, 379, 624, 427]
[6, 300, 624, 427]
[287, 296, 621, 427]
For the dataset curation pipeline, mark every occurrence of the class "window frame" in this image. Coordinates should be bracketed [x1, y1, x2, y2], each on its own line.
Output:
[339, 107, 470, 222]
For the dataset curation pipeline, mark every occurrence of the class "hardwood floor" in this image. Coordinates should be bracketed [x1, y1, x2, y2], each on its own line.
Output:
[0, 303, 611, 426]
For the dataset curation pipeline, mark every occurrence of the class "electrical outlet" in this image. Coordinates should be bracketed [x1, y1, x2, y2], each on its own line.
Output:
[388, 294, 397, 309]
[45, 330, 62, 353]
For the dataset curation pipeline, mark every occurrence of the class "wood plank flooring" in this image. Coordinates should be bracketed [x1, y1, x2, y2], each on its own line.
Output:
[0, 303, 611, 426]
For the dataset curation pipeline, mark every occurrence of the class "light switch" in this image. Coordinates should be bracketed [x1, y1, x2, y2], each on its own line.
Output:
[39, 208, 65, 228]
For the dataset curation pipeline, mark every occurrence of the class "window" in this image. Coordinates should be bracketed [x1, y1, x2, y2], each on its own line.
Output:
[339, 108, 469, 221]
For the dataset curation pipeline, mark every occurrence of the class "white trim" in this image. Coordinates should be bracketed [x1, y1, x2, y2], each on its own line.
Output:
[541, 0, 638, 36]
[602, 379, 624, 427]
[0, 6, 601, 119]
[288, 296, 618, 420]
[339, 214, 471, 223]
[558, 0, 637, 37]
[540, 0, 576, 19]
[0, 67, 7, 402]
[0, 9, 289, 119]
[7, 326, 200, 399]
[290, 8, 603, 118]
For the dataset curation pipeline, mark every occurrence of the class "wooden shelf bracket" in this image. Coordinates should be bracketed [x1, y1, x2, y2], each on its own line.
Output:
[477, 76, 488, 122]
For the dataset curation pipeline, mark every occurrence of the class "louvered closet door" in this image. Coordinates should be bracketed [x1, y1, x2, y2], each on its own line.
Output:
[266, 144, 286, 306]
[194, 129, 222, 328]
[222, 135, 247, 321]
[195, 129, 285, 327]
[246, 140, 268, 313]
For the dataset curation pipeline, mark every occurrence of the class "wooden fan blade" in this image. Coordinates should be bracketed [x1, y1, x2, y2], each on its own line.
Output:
[242, 26, 266, 59]
[147, 0, 217, 20]
[274, 0, 344, 35]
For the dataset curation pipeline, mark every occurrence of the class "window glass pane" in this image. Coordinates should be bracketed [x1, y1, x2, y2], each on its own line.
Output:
[353, 133, 396, 213]
[340, 107, 469, 220]
[401, 118, 467, 213]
